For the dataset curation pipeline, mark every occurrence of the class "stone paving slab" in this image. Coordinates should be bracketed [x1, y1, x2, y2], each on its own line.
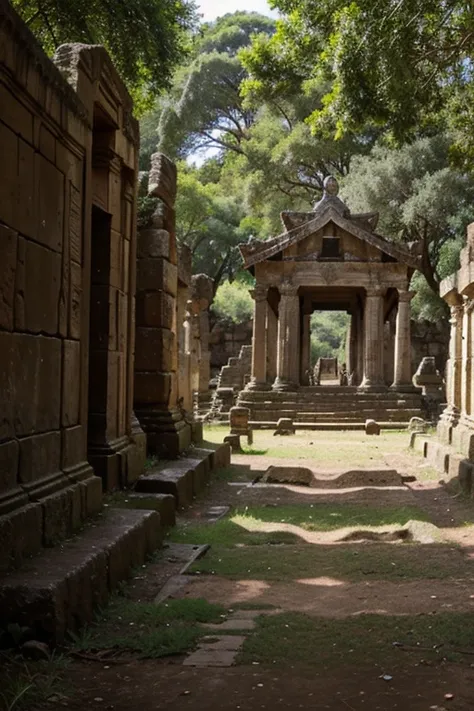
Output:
[183, 649, 238, 667]
[200, 635, 246, 651]
[202, 618, 256, 631]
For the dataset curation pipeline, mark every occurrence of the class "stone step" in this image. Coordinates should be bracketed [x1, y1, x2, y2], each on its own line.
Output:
[134, 444, 231, 508]
[249, 409, 423, 421]
[0, 508, 163, 644]
[250, 421, 410, 431]
[110, 492, 176, 527]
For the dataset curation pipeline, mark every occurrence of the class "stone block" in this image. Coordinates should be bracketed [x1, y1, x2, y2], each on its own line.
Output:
[18, 431, 61, 485]
[1, 333, 61, 437]
[61, 340, 81, 426]
[0, 121, 18, 229]
[0, 224, 17, 331]
[134, 372, 172, 406]
[192, 420, 204, 444]
[274, 417, 295, 435]
[23, 239, 61, 334]
[212, 443, 231, 469]
[137, 259, 177, 297]
[135, 327, 175, 372]
[39, 125, 56, 163]
[138, 229, 170, 259]
[135, 468, 194, 509]
[0, 83, 33, 143]
[224, 434, 241, 452]
[365, 419, 381, 435]
[37, 154, 64, 252]
[0, 439, 19, 493]
[81, 475, 103, 516]
[42, 486, 77, 546]
[148, 153, 177, 208]
[61, 425, 86, 471]
[136, 290, 174, 329]
[118, 493, 176, 527]
[0, 503, 43, 572]
[16, 139, 36, 239]
[69, 261, 82, 339]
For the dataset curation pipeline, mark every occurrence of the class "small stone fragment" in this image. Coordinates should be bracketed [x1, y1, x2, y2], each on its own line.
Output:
[365, 419, 380, 435]
[21, 640, 50, 661]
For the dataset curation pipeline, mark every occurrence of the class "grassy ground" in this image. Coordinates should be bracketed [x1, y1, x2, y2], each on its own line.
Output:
[203, 427, 414, 466]
[238, 611, 474, 666]
[189, 542, 466, 581]
[170, 503, 431, 546]
[70, 596, 227, 660]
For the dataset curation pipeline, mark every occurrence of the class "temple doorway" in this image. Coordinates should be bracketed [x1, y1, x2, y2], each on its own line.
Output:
[308, 310, 350, 385]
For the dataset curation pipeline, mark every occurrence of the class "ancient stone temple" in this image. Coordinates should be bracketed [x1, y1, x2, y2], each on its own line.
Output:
[417, 223, 474, 486]
[237, 177, 425, 428]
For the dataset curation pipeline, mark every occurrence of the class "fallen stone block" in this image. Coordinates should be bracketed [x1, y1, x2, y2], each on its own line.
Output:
[224, 434, 241, 452]
[365, 419, 380, 435]
[408, 416, 428, 433]
[274, 417, 295, 436]
[262, 466, 313, 486]
[135, 468, 194, 509]
[117, 492, 176, 527]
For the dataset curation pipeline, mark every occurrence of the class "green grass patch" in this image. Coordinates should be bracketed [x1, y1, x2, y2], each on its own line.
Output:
[169, 503, 431, 547]
[191, 543, 466, 581]
[70, 596, 227, 659]
[0, 652, 70, 711]
[203, 428, 413, 466]
[238, 611, 474, 666]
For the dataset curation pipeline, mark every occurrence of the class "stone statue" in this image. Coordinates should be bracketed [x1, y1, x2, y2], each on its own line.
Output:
[339, 362, 348, 386]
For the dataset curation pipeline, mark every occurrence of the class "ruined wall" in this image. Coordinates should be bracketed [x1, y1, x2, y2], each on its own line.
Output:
[134, 153, 192, 457]
[209, 319, 253, 377]
[411, 318, 449, 377]
[0, 2, 144, 571]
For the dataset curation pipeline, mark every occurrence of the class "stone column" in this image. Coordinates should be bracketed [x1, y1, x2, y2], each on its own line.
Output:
[273, 282, 299, 391]
[360, 287, 386, 391]
[347, 312, 358, 381]
[447, 302, 464, 413]
[461, 297, 474, 417]
[391, 290, 415, 391]
[300, 313, 312, 385]
[248, 285, 269, 390]
[266, 303, 278, 384]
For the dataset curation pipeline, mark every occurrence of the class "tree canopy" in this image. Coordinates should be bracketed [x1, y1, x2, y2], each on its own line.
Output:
[13, 0, 197, 111]
[240, 0, 474, 162]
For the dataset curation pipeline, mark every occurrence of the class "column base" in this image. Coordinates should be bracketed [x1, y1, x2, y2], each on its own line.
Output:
[358, 380, 387, 393]
[245, 379, 272, 391]
[272, 377, 298, 392]
[390, 383, 419, 393]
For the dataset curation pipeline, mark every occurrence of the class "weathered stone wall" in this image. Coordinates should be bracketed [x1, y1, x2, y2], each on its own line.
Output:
[209, 319, 253, 377]
[134, 154, 192, 457]
[411, 318, 449, 376]
[0, 2, 145, 571]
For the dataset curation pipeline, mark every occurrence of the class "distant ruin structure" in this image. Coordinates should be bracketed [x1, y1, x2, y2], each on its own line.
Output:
[237, 177, 426, 428]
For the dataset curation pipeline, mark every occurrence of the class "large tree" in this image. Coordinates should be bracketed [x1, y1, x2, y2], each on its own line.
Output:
[240, 1, 474, 161]
[13, 0, 197, 111]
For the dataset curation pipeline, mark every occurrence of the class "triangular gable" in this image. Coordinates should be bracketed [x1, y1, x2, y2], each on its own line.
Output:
[240, 204, 420, 271]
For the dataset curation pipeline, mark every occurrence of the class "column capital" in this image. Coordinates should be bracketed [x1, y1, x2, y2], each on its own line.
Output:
[250, 285, 268, 302]
[462, 295, 474, 315]
[397, 290, 416, 303]
[365, 286, 386, 298]
[280, 280, 298, 297]
[450, 303, 464, 322]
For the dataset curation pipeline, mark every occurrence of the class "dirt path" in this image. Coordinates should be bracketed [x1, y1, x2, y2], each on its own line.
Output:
[60, 431, 474, 711]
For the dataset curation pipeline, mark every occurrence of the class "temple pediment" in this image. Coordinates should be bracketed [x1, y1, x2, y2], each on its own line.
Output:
[239, 177, 420, 272]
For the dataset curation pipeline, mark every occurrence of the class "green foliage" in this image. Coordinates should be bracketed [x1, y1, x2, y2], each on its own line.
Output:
[310, 311, 349, 364]
[14, 0, 197, 112]
[341, 134, 474, 298]
[211, 280, 254, 324]
[240, 0, 474, 161]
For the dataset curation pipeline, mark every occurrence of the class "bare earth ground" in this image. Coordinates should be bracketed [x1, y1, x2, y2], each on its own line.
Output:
[37, 431, 474, 710]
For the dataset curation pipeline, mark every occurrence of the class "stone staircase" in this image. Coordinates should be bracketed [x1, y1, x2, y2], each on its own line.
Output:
[210, 345, 252, 420]
[238, 386, 425, 430]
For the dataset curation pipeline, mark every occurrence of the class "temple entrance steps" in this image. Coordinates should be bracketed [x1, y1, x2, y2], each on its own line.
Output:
[237, 387, 425, 430]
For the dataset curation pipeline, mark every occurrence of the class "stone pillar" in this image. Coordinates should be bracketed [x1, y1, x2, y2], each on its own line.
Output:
[191, 274, 214, 415]
[347, 312, 358, 381]
[461, 297, 474, 416]
[134, 153, 191, 458]
[360, 287, 386, 391]
[447, 301, 464, 413]
[300, 313, 312, 385]
[273, 282, 299, 391]
[391, 290, 415, 391]
[247, 285, 270, 389]
[266, 303, 278, 384]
